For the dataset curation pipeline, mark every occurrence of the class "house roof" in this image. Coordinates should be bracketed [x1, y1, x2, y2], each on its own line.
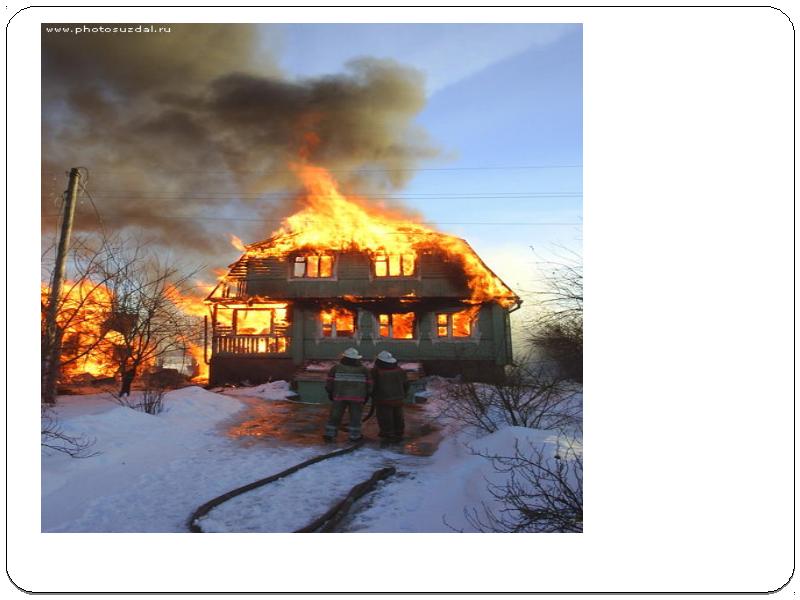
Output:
[207, 232, 520, 308]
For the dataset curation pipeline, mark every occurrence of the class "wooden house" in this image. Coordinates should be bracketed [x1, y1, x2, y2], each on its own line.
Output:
[205, 233, 520, 397]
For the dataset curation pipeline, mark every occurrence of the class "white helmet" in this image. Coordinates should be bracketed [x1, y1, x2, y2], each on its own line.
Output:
[376, 350, 397, 364]
[342, 347, 362, 360]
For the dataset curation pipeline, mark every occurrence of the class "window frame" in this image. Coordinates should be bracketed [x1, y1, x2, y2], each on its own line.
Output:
[320, 308, 357, 339]
[233, 307, 275, 336]
[436, 311, 475, 339]
[377, 312, 417, 340]
[290, 253, 336, 279]
[372, 253, 417, 278]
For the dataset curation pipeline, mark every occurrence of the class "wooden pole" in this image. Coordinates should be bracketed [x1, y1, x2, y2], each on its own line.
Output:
[42, 168, 81, 405]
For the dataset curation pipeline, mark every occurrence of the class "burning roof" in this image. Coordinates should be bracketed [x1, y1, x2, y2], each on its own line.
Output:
[209, 160, 519, 308]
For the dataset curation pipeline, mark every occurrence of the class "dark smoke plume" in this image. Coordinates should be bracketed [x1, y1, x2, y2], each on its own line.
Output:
[42, 23, 438, 269]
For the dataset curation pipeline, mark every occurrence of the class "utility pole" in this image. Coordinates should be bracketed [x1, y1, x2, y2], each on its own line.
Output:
[42, 168, 81, 405]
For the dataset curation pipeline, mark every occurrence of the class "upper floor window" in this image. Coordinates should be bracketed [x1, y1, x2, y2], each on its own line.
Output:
[320, 308, 356, 338]
[437, 310, 474, 338]
[373, 253, 416, 277]
[293, 254, 334, 278]
[378, 312, 415, 339]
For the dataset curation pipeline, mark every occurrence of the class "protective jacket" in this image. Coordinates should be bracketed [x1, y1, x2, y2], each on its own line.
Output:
[370, 362, 409, 406]
[326, 361, 372, 403]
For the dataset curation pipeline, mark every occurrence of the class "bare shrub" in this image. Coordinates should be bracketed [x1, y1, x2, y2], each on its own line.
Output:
[110, 382, 166, 415]
[41, 406, 98, 458]
[441, 365, 581, 434]
[466, 435, 582, 533]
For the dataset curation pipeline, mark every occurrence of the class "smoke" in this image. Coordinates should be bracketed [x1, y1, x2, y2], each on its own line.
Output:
[42, 24, 438, 268]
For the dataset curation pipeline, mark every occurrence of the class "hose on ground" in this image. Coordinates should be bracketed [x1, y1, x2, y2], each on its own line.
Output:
[187, 440, 364, 532]
[295, 466, 396, 533]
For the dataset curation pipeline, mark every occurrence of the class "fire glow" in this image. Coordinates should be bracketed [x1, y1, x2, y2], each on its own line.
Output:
[233, 160, 517, 307]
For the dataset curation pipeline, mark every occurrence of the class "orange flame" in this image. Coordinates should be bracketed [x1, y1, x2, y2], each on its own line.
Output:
[45, 280, 213, 383]
[230, 234, 246, 252]
[41, 280, 126, 379]
[244, 160, 516, 306]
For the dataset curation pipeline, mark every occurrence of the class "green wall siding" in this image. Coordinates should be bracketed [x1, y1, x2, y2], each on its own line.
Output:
[293, 305, 501, 363]
[244, 251, 469, 299]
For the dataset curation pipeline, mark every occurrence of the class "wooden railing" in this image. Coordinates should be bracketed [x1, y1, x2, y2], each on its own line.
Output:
[212, 335, 290, 355]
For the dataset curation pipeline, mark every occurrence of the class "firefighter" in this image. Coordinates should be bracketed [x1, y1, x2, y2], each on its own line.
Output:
[370, 350, 409, 444]
[323, 347, 372, 443]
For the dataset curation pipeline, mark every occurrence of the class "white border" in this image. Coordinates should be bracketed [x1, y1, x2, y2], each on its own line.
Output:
[7, 3, 796, 594]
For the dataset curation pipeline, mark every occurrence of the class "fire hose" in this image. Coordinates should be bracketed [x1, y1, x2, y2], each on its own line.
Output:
[187, 440, 394, 533]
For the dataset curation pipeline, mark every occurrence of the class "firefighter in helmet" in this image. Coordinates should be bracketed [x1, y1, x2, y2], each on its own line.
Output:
[323, 347, 372, 443]
[370, 350, 409, 444]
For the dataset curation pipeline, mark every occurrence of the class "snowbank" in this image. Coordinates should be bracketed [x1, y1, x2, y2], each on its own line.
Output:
[42, 387, 247, 532]
[223, 380, 298, 401]
[160, 386, 247, 424]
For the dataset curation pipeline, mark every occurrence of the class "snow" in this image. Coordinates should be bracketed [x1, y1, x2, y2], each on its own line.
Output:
[302, 360, 421, 371]
[42, 380, 581, 533]
[223, 380, 298, 401]
[302, 361, 335, 372]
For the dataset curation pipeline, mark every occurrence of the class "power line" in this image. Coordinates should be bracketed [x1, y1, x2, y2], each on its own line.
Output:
[86, 190, 581, 196]
[42, 213, 581, 226]
[82, 193, 583, 201]
[42, 163, 583, 176]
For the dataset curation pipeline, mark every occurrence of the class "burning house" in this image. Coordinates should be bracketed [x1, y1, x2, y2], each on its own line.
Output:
[204, 161, 520, 396]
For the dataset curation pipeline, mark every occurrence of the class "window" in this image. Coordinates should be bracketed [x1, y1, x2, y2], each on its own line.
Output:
[235, 306, 289, 335]
[436, 310, 474, 338]
[378, 312, 415, 339]
[373, 253, 416, 277]
[320, 308, 356, 338]
[292, 254, 334, 278]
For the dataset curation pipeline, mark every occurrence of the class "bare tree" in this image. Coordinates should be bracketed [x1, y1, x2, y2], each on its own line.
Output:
[441, 364, 581, 434]
[42, 235, 200, 399]
[529, 247, 583, 382]
[99, 246, 196, 397]
[465, 434, 582, 533]
[41, 235, 128, 402]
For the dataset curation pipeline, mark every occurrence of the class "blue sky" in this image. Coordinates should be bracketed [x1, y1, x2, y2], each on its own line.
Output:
[266, 23, 582, 300]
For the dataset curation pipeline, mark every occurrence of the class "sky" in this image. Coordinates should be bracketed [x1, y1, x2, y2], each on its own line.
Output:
[270, 23, 583, 302]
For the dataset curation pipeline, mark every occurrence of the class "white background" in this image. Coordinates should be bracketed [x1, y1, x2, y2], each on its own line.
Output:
[4, 2, 795, 595]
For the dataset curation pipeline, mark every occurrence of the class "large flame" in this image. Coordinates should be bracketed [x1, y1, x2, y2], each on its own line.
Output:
[44, 280, 211, 383]
[243, 161, 516, 306]
[41, 280, 125, 379]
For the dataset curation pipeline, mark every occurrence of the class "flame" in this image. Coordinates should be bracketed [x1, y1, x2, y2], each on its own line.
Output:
[320, 308, 355, 337]
[45, 280, 214, 383]
[41, 280, 125, 379]
[379, 312, 415, 339]
[165, 284, 212, 382]
[230, 234, 246, 252]
[240, 160, 516, 307]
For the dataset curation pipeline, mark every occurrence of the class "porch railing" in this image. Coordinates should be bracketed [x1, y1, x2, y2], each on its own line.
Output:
[212, 334, 290, 355]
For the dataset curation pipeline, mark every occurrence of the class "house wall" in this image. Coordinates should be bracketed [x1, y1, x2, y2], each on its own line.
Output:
[208, 247, 516, 385]
[207, 303, 512, 385]
[242, 251, 470, 299]
[296, 303, 510, 369]
[209, 356, 295, 386]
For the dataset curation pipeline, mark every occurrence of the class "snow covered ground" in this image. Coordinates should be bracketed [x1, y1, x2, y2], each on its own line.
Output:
[42, 382, 581, 533]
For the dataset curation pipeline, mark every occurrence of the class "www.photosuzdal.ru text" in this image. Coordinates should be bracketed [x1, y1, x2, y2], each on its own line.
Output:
[43, 25, 172, 35]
